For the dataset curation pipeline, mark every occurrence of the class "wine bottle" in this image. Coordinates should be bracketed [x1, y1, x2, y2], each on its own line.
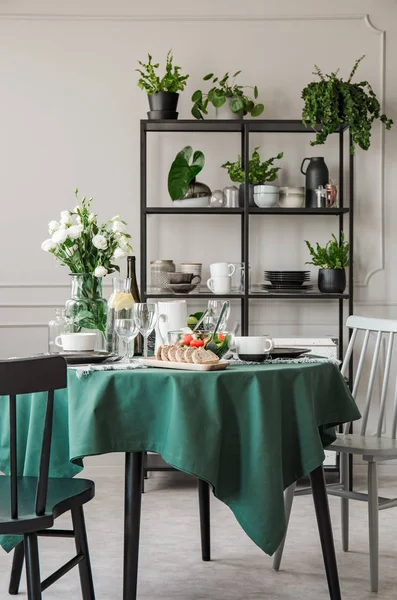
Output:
[126, 255, 143, 356]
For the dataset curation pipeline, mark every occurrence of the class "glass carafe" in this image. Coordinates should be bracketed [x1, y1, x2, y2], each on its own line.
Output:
[48, 308, 67, 353]
[64, 274, 107, 350]
[106, 278, 134, 353]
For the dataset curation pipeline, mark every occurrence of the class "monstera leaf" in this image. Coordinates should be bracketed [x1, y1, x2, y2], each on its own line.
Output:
[168, 146, 205, 200]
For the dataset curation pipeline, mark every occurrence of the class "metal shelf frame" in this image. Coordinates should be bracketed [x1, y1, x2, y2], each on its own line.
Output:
[140, 119, 354, 477]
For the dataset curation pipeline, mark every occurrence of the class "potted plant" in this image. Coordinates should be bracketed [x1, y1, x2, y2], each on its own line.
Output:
[136, 50, 189, 119]
[305, 233, 349, 293]
[221, 148, 283, 206]
[191, 71, 264, 120]
[167, 146, 211, 207]
[302, 55, 393, 155]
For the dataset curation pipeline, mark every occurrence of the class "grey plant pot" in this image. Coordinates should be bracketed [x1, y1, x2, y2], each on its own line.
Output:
[238, 184, 255, 207]
[318, 268, 346, 293]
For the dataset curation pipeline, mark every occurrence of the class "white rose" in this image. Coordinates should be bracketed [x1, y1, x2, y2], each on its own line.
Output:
[76, 215, 81, 224]
[60, 210, 72, 226]
[112, 220, 126, 233]
[92, 234, 107, 250]
[73, 205, 80, 213]
[94, 266, 108, 277]
[88, 213, 96, 223]
[67, 225, 83, 240]
[118, 235, 132, 252]
[113, 247, 127, 260]
[41, 238, 56, 252]
[48, 220, 60, 234]
[52, 227, 68, 244]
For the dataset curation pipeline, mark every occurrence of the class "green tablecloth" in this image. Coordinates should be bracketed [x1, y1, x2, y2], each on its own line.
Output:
[0, 362, 360, 555]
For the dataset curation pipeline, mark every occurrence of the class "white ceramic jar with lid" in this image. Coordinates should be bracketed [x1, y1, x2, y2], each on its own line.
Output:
[279, 187, 305, 208]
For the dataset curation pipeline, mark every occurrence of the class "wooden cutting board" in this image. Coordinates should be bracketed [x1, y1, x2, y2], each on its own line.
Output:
[138, 357, 229, 371]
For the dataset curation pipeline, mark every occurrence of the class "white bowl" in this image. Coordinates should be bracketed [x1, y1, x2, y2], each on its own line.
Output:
[172, 196, 210, 208]
[253, 185, 279, 208]
[279, 187, 304, 208]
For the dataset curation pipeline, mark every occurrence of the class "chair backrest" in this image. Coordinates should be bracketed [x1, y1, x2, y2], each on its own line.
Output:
[0, 356, 67, 519]
[341, 315, 397, 437]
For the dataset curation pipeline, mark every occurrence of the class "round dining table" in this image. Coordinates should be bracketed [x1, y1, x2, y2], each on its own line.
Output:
[0, 360, 360, 599]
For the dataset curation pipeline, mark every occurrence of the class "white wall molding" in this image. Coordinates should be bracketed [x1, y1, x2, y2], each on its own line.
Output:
[0, 13, 368, 22]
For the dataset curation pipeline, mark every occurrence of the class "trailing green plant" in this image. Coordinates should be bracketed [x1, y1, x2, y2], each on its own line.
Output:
[221, 147, 283, 185]
[302, 55, 393, 155]
[168, 146, 205, 200]
[136, 50, 189, 94]
[191, 71, 264, 119]
[305, 232, 349, 270]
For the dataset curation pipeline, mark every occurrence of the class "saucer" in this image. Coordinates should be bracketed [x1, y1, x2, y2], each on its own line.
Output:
[167, 283, 198, 294]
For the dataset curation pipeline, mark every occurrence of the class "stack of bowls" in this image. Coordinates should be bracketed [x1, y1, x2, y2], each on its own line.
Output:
[253, 185, 279, 207]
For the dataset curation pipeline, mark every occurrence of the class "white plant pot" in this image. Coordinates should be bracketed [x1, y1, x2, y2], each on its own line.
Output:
[279, 187, 305, 208]
[172, 196, 210, 208]
[253, 185, 279, 207]
[216, 98, 243, 120]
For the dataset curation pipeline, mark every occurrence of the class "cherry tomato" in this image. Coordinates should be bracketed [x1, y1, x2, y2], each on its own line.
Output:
[180, 334, 193, 346]
[217, 334, 225, 342]
[190, 339, 205, 347]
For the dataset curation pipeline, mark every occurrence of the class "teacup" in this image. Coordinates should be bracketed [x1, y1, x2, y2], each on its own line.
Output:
[207, 276, 231, 295]
[210, 262, 236, 278]
[55, 332, 97, 352]
[168, 272, 201, 285]
[234, 335, 274, 362]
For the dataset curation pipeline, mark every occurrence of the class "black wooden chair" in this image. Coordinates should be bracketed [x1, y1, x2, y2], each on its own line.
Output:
[0, 356, 95, 599]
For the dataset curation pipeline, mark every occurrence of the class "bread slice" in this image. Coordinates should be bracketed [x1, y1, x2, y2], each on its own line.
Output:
[161, 345, 172, 361]
[168, 346, 178, 362]
[176, 347, 187, 363]
[156, 345, 163, 360]
[192, 348, 220, 365]
[184, 346, 196, 363]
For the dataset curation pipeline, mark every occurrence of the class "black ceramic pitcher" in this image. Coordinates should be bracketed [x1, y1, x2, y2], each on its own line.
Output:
[300, 157, 329, 208]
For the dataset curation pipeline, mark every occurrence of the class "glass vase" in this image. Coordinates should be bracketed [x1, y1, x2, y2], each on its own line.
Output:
[65, 274, 107, 350]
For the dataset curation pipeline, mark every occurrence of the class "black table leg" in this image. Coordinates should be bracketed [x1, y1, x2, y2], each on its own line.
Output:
[310, 465, 342, 600]
[123, 452, 143, 600]
[197, 479, 211, 561]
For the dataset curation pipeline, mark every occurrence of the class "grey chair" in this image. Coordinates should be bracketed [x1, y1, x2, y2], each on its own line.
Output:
[273, 315, 397, 593]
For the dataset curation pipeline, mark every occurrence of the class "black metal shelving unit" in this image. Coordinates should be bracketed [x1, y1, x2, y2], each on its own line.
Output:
[140, 119, 354, 478]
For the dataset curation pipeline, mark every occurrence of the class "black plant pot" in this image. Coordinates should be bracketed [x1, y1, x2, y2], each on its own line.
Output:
[238, 184, 255, 207]
[148, 92, 179, 112]
[318, 268, 346, 293]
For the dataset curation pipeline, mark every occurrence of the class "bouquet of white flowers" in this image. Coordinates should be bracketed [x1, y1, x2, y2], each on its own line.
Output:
[41, 188, 133, 276]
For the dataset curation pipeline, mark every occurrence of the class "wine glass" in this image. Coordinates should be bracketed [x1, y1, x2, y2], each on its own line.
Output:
[205, 300, 231, 332]
[133, 303, 158, 358]
[115, 318, 139, 363]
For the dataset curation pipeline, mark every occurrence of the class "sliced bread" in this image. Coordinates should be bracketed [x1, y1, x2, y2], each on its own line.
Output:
[192, 348, 220, 365]
[184, 346, 196, 363]
[160, 345, 172, 361]
[156, 345, 163, 360]
[175, 347, 187, 362]
[168, 346, 178, 362]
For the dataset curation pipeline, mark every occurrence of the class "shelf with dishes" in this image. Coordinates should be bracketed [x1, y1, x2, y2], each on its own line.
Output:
[145, 207, 349, 215]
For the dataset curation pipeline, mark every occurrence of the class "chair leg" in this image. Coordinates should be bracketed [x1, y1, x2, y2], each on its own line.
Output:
[340, 452, 349, 552]
[310, 465, 341, 600]
[71, 505, 96, 600]
[198, 479, 211, 561]
[272, 481, 297, 571]
[368, 461, 379, 593]
[9, 541, 25, 594]
[24, 533, 42, 600]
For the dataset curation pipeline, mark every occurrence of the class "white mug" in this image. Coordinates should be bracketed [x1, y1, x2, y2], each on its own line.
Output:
[234, 335, 274, 360]
[210, 262, 236, 278]
[55, 332, 97, 352]
[155, 300, 187, 350]
[207, 276, 231, 295]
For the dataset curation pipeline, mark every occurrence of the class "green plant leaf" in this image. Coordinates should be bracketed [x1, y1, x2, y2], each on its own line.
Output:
[203, 73, 214, 80]
[250, 103, 264, 117]
[211, 90, 226, 108]
[229, 96, 245, 113]
[168, 146, 205, 200]
[191, 105, 203, 120]
[254, 85, 258, 99]
[191, 90, 202, 103]
[233, 70, 242, 77]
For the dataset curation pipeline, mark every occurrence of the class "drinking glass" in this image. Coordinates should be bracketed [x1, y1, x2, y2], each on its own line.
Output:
[115, 318, 139, 363]
[133, 303, 158, 358]
[204, 300, 231, 332]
